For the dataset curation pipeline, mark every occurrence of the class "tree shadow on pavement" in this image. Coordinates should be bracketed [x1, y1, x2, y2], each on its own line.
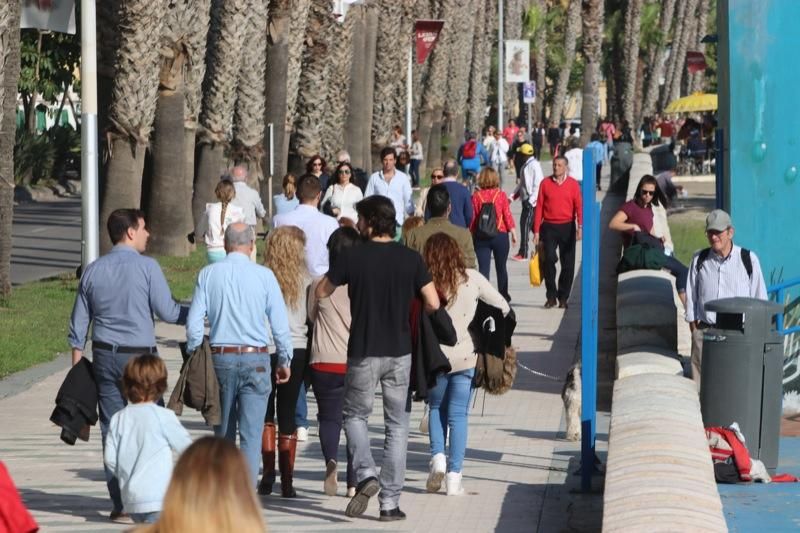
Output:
[19, 488, 113, 524]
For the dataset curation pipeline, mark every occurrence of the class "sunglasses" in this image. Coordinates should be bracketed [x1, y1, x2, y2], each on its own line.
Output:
[640, 190, 655, 196]
[338, 169, 351, 175]
[432, 174, 444, 179]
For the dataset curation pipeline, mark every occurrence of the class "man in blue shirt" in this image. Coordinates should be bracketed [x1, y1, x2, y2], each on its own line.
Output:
[365, 146, 414, 229]
[425, 160, 473, 228]
[587, 133, 607, 191]
[68, 208, 188, 523]
[186, 222, 293, 487]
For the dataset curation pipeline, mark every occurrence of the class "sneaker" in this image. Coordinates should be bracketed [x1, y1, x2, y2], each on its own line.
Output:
[324, 459, 338, 496]
[296, 426, 309, 442]
[379, 507, 407, 522]
[419, 404, 429, 434]
[109, 511, 133, 525]
[426, 453, 446, 493]
[446, 472, 465, 496]
[345, 476, 380, 518]
[346, 486, 356, 498]
[511, 254, 527, 262]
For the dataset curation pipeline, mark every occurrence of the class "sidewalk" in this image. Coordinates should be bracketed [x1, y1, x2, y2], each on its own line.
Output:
[1, 170, 610, 532]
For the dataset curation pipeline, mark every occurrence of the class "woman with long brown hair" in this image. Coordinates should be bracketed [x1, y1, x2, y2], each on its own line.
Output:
[135, 437, 266, 533]
[306, 154, 330, 193]
[421, 232, 509, 496]
[204, 179, 244, 263]
[259, 225, 311, 498]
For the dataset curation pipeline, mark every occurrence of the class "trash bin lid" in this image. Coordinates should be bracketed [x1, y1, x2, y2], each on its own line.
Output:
[704, 297, 783, 315]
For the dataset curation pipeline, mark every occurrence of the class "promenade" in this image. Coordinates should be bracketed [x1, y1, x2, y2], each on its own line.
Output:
[1, 170, 610, 532]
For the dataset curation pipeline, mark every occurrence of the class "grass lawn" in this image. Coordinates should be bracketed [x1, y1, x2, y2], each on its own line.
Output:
[670, 217, 707, 265]
[0, 242, 253, 378]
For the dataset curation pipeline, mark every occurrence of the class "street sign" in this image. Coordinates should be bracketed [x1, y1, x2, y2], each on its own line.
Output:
[523, 81, 536, 104]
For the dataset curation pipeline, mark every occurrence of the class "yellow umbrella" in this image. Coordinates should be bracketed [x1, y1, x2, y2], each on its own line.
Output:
[665, 92, 718, 113]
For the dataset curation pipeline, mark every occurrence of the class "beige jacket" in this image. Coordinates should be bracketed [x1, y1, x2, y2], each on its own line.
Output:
[307, 277, 350, 365]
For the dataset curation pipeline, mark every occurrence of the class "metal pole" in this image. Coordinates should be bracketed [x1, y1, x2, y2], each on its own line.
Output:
[80, 0, 99, 267]
[498, 0, 504, 131]
[268, 123, 274, 219]
[527, 103, 532, 134]
[406, 44, 413, 149]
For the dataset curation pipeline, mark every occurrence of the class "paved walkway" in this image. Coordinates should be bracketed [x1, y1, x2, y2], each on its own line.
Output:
[1, 170, 611, 532]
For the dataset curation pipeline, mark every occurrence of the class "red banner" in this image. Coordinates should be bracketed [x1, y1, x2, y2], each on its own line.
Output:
[686, 51, 707, 74]
[415, 19, 445, 64]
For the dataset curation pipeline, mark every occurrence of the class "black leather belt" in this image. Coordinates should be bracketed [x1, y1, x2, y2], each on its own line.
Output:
[211, 346, 269, 354]
[92, 341, 157, 354]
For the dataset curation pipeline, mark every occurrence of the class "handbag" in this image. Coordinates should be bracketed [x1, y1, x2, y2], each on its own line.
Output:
[631, 231, 664, 250]
[473, 346, 517, 395]
[529, 248, 543, 286]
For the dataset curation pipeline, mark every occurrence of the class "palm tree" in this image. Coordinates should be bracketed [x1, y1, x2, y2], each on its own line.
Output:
[621, 0, 643, 128]
[183, 0, 212, 230]
[99, 0, 168, 252]
[549, 0, 581, 125]
[467, 0, 494, 136]
[641, 0, 677, 120]
[294, 0, 335, 167]
[502, 0, 524, 123]
[665, 0, 698, 107]
[531, 0, 547, 123]
[579, 0, 604, 147]
[443, 0, 478, 159]
[0, 0, 21, 296]
[192, 0, 249, 236]
[344, 3, 378, 170]
[232, 0, 268, 180]
[320, 9, 356, 163]
[689, 0, 710, 94]
[147, 1, 193, 256]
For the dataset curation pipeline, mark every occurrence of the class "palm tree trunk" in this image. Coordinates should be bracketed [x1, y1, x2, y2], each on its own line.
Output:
[360, 6, 380, 169]
[443, 0, 478, 158]
[665, 0, 698, 107]
[320, 11, 356, 163]
[659, 0, 689, 111]
[232, 0, 268, 184]
[579, 0, 604, 147]
[100, 0, 167, 253]
[549, 0, 581, 124]
[284, 0, 314, 175]
[0, 0, 22, 296]
[622, 0, 643, 127]
[532, 0, 547, 123]
[690, 0, 710, 94]
[466, 0, 493, 136]
[343, 4, 368, 171]
[680, 11, 699, 98]
[193, 0, 249, 235]
[503, 0, 524, 122]
[642, 0, 677, 120]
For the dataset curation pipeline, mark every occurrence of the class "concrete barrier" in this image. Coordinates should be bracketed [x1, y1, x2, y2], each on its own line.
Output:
[616, 347, 683, 379]
[603, 374, 726, 532]
[616, 270, 677, 352]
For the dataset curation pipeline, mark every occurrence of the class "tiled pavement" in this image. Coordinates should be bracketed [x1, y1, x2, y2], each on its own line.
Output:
[1, 167, 611, 532]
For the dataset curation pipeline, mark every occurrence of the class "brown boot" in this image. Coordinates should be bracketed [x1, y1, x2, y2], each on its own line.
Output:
[257, 423, 276, 495]
[278, 433, 298, 498]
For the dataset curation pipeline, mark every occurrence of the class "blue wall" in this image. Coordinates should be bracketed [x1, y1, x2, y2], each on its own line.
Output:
[719, 0, 800, 284]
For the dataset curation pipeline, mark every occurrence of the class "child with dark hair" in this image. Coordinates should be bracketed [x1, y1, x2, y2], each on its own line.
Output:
[103, 355, 192, 524]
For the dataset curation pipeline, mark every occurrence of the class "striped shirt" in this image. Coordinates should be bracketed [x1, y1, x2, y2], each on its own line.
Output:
[685, 244, 768, 324]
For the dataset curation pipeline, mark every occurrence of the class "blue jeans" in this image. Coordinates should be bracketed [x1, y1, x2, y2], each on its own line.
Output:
[409, 159, 421, 187]
[92, 347, 153, 513]
[427, 368, 475, 473]
[295, 382, 309, 429]
[131, 511, 160, 523]
[474, 232, 511, 300]
[343, 355, 411, 511]
[213, 353, 271, 486]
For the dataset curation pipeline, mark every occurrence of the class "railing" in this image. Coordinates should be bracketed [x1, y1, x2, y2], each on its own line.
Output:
[769, 276, 800, 335]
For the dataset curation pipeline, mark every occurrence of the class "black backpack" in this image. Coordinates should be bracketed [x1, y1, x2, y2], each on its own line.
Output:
[695, 247, 752, 278]
[475, 191, 500, 240]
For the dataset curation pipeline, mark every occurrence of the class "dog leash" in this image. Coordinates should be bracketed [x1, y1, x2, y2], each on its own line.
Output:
[516, 361, 564, 382]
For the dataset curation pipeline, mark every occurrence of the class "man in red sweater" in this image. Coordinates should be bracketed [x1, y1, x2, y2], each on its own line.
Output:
[533, 156, 583, 308]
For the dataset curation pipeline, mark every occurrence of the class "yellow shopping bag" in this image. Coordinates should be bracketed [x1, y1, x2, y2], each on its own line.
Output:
[529, 249, 543, 286]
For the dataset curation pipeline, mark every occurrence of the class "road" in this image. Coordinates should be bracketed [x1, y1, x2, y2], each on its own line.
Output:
[11, 198, 82, 285]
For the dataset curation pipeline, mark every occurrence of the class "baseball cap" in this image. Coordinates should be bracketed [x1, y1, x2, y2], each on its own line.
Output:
[705, 209, 732, 232]
[518, 143, 534, 156]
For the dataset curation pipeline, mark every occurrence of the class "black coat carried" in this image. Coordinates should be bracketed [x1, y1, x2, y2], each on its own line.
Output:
[468, 300, 517, 358]
[50, 357, 98, 445]
[411, 304, 457, 400]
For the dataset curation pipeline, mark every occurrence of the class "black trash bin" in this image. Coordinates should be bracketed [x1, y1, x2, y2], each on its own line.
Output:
[699, 297, 784, 474]
[650, 143, 677, 173]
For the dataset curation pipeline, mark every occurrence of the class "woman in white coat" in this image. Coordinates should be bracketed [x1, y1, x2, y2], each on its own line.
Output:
[320, 161, 363, 224]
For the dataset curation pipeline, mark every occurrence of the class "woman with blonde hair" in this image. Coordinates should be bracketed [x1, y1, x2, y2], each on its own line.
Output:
[135, 437, 266, 533]
[422, 233, 509, 496]
[273, 173, 300, 217]
[469, 167, 517, 301]
[259, 225, 311, 498]
[204, 179, 244, 263]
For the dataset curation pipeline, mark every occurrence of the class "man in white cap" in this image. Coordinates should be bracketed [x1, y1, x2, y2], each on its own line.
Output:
[685, 209, 768, 391]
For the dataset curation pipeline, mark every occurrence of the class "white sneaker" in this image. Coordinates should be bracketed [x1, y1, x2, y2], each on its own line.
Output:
[419, 404, 429, 434]
[426, 453, 446, 493]
[296, 426, 309, 442]
[446, 472, 465, 496]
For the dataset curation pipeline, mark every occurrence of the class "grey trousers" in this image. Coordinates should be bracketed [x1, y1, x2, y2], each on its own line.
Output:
[343, 354, 411, 511]
[691, 327, 705, 392]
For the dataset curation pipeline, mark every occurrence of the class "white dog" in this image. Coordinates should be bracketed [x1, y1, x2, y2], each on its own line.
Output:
[562, 365, 582, 441]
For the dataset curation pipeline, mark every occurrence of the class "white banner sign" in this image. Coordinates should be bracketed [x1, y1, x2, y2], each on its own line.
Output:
[523, 81, 536, 104]
[505, 39, 530, 83]
[21, 0, 76, 34]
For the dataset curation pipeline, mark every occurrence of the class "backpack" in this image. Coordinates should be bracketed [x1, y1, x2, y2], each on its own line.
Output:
[463, 139, 477, 159]
[696, 247, 752, 278]
[475, 191, 500, 240]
